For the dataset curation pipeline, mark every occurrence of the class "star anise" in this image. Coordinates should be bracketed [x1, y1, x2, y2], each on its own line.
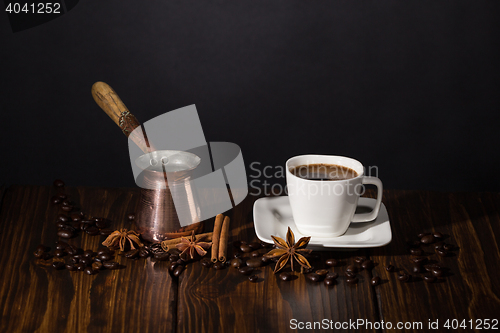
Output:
[176, 230, 212, 259]
[264, 227, 312, 273]
[102, 228, 143, 252]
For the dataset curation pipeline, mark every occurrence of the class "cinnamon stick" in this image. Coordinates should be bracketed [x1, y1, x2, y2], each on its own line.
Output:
[160, 232, 212, 252]
[218, 216, 231, 262]
[211, 214, 224, 263]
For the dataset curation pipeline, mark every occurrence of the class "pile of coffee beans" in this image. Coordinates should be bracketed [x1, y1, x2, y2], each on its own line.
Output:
[34, 240, 121, 275]
[386, 231, 457, 283]
[200, 239, 274, 282]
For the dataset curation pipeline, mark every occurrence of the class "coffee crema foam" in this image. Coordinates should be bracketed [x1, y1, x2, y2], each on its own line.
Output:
[289, 163, 358, 181]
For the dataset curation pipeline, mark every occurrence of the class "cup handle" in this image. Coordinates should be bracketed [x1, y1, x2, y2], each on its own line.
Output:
[351, 176, 383, 222]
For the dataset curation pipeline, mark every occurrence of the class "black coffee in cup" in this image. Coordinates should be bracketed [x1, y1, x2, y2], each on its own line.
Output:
[289, 163, 358, 181]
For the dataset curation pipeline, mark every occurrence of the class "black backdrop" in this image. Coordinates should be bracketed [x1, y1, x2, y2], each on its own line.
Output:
[1, 0, 499, 191]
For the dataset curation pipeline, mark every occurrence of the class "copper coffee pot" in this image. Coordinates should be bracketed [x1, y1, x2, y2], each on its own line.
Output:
[91, 82, 203, 242]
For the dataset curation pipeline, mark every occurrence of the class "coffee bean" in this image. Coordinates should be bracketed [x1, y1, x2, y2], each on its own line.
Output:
[69, 256, 79, 264]
[169, 254, 179, 262]
[411, 257, 427, 264]
[51, 196, 62, 204]
[424, 274, 437, 283]
[432, 268, 444, 277]
[246, 258, 263, 268]
[176, 259, 185, 265]
[138, 247, 150, 258]
[261, 256, 272, 264]
[361, 260, 374, 270]
[92, 262, 103, 271]
[421, 235, 435, 244]
[370, 276, 381, 286]
[326, 272, 338, 279]
[232, 252, 242, 259]
[70, 213, 82, 222]
[325, 259, 339, 267]
[315, 269, 329, 276]
[238, 267, 254, 275]
[83, 250, 94, 258]
[66, 264, 76, 271]
[98, 253, 113, 262]
[324, 278, 336, 286]
[173, 265, 185, 277]
[85, 226, 100, 236]
[398, 272, 411, 282]
[345, 271, 356, 278]
[96, 247, 110, 256]
[306, 273, 323, 282]
[213, 261, 226, 270]
[127, 213, 135, 221]
[102, 262, 119, 270]
[125, 249, 139, 259]
[248, 242, 262, 250]
[55, 241, 68, 251]
[436, 248, 448, 257]
[424, 264, 441, 272]
[410, 248, 424, 256]
[346, 277, 358, 285]
[153, 252, 169, 261]
[57, 229, 74, 239]
[354, 256, 366, 264]
[201, 258, 212, 268]
[54, 249, 65, 258]
[385, 265, 395, 272]
[168, 262, 179, 272]
[433, 232, 443, 239]
[412, 264, 422, 274]
[248, 275, 258, 283]
[231, 258, 244, 268]
[346, 265, 358, 274]
[240, 244, 252, 253]
[278, 272, 292, 281]
[56, 221, 68, 229]
[53, 179, 65, 187]
[84, 267, 95, 275]
[61, 205, 73, 212]
[444, 243, 455, 251]
[57, 214, 70, 222]
[249, 251, 260, 258]
[75, 263, 86, 271]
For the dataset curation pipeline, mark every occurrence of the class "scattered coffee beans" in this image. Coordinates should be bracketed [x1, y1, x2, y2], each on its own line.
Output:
[370, 276, 381, 286]
[278, 272, 293, 281]
[325, 259, 339, 267]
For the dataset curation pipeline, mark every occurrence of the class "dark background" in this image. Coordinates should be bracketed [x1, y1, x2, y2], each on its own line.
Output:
[1, 0, 499, 191]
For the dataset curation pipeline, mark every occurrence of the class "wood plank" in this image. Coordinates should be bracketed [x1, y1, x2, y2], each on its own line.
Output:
[177, 193, 380, 333]
[0, 185, 177, 333]
[370, 191, 500, 332]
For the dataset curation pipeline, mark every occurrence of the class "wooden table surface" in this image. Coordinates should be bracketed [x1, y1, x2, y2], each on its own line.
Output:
[0, 185, 499, 333]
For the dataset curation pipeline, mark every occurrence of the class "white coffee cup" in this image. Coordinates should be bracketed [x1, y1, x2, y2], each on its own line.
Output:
[286, 155, 383, 237]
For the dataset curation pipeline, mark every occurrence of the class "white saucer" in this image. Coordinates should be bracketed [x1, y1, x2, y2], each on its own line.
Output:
[253, 196, 392, 250]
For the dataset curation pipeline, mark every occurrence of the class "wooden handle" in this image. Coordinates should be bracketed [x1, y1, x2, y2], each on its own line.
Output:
[91, 82, 154, 153]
